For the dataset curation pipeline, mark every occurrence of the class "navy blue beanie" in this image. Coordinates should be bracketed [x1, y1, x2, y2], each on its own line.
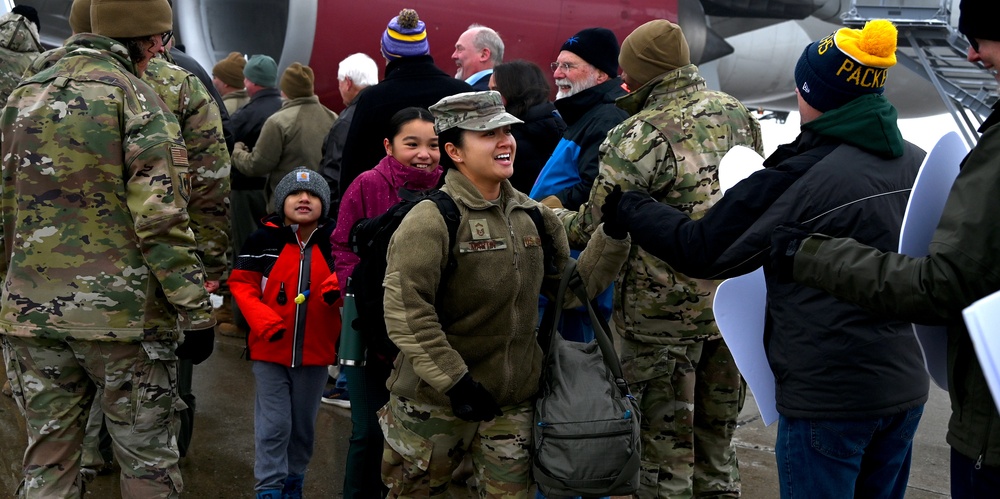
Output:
[560, 27, 620, 77]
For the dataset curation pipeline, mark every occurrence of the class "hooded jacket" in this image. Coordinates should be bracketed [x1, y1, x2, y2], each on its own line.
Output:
[0, 12, 41, 105]
[331, 154, 443, 286]
[230, 214, 340, 367]
[620, 92, 928, 418]
[382, 169, 630, 407]
[530, 78, 628, 210]
[792, 105, 1000, 463]
[231, 95, 337, 206]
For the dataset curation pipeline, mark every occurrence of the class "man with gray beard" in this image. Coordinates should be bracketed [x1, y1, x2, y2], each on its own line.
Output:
[530, 27, 628, 212]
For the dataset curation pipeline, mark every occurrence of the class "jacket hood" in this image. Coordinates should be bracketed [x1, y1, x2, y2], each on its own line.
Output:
[615, 64, 703, 116]
[553, 77, 627, 125]
[802, 94, 904, 158]
[0, 13, 42, 54]
[375, 154, 443, 191]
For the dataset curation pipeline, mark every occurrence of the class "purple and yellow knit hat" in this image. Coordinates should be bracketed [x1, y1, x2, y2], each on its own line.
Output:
[381, 8, 430, 61]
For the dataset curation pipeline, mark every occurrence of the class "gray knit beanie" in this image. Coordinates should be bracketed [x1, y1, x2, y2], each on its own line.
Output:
[273, 168, 330, 218]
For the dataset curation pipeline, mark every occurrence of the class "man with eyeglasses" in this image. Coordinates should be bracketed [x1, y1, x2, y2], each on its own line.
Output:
[0, 0, 215, 496]
[531, 27, 627, 213]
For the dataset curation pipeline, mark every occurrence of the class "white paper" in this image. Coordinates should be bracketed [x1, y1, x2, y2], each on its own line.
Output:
[898, 131, 968, 390]
[714, 269, 778, 426]
[718, 145, 764, 195]
[963, 291, 1000, 412]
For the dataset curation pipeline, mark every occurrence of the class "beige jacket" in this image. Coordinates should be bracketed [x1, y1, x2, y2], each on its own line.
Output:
[231, 95, 336, 208]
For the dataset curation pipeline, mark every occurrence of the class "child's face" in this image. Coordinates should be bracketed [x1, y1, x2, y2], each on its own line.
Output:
[283, 190, 323, 227]
[384, 119, 440, 170]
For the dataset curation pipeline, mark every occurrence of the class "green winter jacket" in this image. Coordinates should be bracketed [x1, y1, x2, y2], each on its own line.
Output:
[558, 64, 763, 344]
[0, 34, 213, 341]
[383, 169, 630, 407]
[793, 107, 1000, 465]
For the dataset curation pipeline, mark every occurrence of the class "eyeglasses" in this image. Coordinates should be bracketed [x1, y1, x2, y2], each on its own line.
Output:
[550, 61, 578, 72]
[161, 30, 173, 46]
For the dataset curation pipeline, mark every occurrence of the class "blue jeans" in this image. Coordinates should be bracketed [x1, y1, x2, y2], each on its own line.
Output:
[776, 405, 924, 499]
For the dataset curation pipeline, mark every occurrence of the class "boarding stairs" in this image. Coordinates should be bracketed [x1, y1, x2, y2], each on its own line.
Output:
[842, 0, 997, 148]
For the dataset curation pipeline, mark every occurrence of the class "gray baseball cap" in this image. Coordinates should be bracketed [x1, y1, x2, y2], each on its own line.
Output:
[429, 91, 523, 134]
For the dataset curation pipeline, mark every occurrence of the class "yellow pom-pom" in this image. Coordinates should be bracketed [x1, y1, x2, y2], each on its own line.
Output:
[294, 293, 306, 305]
[859, 19, 897, 58]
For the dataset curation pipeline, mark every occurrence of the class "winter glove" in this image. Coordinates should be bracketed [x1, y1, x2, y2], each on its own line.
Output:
[446, 373, 503, 422]
[175, 326, 216, 364]
[600, 185, 629, 240]
[770, 224, 809, 282]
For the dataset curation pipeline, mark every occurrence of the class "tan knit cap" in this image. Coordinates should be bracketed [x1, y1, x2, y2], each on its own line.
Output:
[91, 0, 172, 39]
[69, 0, 92, 33]
[280, 63, 314, 99]
[619, 20, 691, 89]
[213, 52, 246, 89]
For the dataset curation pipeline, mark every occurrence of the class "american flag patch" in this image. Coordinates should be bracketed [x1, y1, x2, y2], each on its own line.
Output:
[170, 147, 189, 167]
[296, 171, 311, 181]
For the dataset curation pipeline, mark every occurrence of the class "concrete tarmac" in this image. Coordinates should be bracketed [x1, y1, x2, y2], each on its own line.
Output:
[1, 333, 953, 498]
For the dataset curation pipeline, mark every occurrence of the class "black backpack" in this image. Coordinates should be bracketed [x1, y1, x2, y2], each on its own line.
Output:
[348, 188, 554, 364]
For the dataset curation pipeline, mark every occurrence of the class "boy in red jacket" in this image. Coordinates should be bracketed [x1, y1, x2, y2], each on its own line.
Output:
[230, 168, 341, 499]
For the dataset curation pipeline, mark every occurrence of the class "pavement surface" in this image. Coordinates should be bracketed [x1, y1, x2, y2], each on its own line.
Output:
[1, 333, 953, 498]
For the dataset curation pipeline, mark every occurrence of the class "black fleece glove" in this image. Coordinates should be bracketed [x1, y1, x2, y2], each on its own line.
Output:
[446, 373, 503, 422]
[770, 224, 809, 282]
[600, 185, 629, 240]
[175, 326, 216, 364]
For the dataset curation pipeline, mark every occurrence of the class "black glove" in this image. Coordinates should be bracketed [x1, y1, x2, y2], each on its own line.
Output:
[175, 326, 216, 364]
[600, 185, 629, 240]
[770, 224, 809, 282]
[446, 373, 503, 422]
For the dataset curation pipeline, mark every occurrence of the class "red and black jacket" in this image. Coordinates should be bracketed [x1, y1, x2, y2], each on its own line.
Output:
[230, 214, 341, 367]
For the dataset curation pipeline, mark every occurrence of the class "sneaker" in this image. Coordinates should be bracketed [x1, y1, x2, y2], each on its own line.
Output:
[321, 387, 351, 408]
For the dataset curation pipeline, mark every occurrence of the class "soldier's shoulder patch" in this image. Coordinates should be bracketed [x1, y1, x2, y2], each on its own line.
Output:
[170, 146, 189, 168]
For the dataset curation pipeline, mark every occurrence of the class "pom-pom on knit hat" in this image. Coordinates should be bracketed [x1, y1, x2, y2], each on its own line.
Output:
[794, 19, 898, 113]
[273, 168, 330, 218]
[280, 63, 315, 99]
[91, 0, 172, 39]
[213, 52, 246, 89]
[381, 8, 430, 61]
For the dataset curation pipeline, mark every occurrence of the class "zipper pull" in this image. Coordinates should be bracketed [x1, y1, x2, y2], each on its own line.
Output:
[976, 454, 984, 470]
[277, 282, 287, 305]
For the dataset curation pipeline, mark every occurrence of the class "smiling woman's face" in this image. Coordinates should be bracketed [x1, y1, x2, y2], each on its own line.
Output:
[445, 126, 517, 198]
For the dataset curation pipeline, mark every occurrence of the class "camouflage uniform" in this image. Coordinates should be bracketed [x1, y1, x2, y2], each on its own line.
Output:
[0, 12, 42, 106]
[555, 64, 763, 499]
[0, 33, 212, 498]
[380, 395, 534, 498]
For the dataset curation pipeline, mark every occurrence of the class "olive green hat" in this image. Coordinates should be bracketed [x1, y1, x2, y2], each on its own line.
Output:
[91, 0, 172, 39]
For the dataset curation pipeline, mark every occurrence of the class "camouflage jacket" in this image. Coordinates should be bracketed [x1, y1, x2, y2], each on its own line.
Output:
[145, 57, 232, 280]
[0, 34, 214, 341]
[556, 64, 763, 344]
[0, 12, 42, 105]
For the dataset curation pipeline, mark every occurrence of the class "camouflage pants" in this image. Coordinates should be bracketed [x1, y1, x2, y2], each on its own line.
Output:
[379, 395, 533, 498]
[619, 337, 744, 499]
[2, 335, 184, 498]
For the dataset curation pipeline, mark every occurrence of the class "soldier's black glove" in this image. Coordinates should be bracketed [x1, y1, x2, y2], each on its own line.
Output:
[600, 185, 629, 240]
[175, 326, 216, 364]
[447, 373, 503, 422]
[770, 224, 809, 282]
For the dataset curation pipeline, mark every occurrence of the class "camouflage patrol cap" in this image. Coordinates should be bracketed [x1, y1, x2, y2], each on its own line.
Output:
[428, 91, 522, 134]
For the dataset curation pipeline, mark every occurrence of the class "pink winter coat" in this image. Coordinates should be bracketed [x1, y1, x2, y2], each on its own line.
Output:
[331, 155, 443, 286]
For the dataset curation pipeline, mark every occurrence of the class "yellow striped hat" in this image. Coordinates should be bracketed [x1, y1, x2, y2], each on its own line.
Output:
[381, 9, 430, 61]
